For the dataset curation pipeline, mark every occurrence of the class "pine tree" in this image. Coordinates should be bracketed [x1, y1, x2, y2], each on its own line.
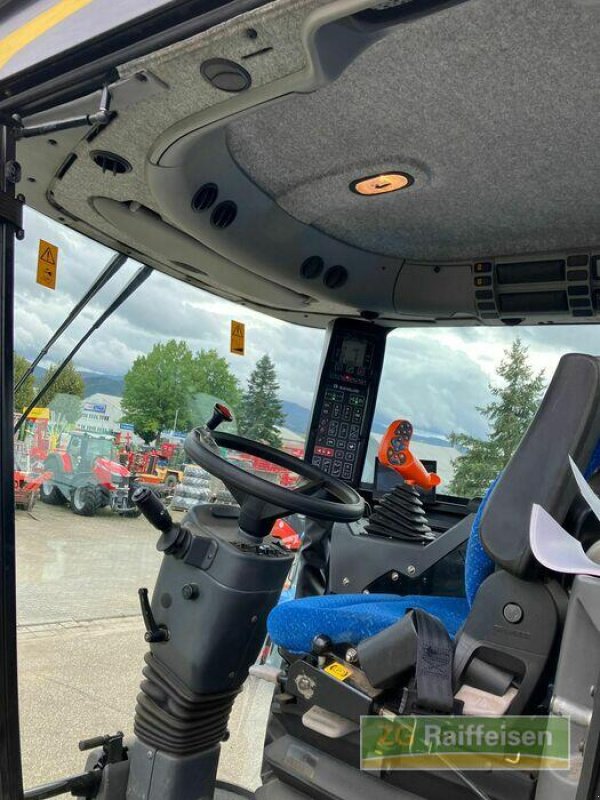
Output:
[449, 338, 545, 498]
[237, 354, 285, 448]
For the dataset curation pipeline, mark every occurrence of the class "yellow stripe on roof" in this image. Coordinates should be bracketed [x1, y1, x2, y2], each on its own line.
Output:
[0, 0, 95, 71]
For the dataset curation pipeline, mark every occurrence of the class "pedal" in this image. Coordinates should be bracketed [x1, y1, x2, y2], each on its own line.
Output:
[302, 705, 358, 738]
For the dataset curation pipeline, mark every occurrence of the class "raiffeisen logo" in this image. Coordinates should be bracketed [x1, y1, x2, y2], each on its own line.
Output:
[360, 716, 570, 771]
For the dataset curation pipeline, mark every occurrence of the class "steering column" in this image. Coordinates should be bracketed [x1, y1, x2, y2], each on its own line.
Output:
[124, 406, 364, 800]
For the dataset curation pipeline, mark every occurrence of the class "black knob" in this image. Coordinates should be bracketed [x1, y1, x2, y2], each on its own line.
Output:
[206, 403, 233, 431]
[312, 634, 333, 656]
[132, 486, 172, 533]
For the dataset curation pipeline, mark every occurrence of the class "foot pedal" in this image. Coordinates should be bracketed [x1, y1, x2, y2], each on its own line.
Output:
[302, 705, 358, 738]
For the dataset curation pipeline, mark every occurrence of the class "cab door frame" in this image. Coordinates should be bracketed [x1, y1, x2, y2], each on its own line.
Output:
[0, 119, 24, 799]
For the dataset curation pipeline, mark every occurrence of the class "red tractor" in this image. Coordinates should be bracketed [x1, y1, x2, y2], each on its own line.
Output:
[40, 432, 140, 517]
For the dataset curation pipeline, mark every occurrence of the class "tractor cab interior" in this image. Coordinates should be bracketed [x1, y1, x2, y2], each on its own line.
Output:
[3, 1, 600, 799]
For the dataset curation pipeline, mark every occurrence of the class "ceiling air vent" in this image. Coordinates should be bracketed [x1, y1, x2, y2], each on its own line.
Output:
[211, 201, 237, 229]
[324, 265, 348, 289]
[91, 151, 132, 175]
[300, 256, 324, 279]
[192, 183, 218, 212]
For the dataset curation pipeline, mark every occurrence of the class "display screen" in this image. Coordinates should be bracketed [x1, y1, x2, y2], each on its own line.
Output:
[339, 337, 367, 370]
[496, 260, 565, 285]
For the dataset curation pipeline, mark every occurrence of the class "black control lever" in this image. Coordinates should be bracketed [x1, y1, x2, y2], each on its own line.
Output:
[132, 486, 173, 532]
[133, 487, 191, 557]
[206, 402, 233, 431]
[79, 731, 125, 763]
[138, 587, 169, 643]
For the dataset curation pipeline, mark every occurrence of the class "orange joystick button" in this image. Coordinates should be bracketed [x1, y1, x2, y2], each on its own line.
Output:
[378, 419, 441, 491]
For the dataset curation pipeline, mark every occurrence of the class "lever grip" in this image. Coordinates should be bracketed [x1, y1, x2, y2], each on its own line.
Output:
[206, 402, 233, 431]
[378, 419, 441, 491]
[132, 486, 172, 533]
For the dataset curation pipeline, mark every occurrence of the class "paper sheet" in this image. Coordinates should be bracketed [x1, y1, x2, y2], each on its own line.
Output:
[569, 454, 600, 523]
[529, 503, 600, 577]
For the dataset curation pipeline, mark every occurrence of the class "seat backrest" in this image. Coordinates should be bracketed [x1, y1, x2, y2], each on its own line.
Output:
[480, 353, 600, 579]
[464, 479, 497, 606]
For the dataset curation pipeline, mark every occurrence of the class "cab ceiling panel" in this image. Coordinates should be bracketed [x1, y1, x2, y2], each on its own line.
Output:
[11, 0, 600, 328]
[227, 0, 600, 261]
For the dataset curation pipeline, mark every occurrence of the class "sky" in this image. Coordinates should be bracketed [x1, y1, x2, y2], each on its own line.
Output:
[15, 208, 600, 441]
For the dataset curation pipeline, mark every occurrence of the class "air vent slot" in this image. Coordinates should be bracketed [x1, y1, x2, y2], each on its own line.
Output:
[324, 265, 348, 289]
[56, 152, 77, 180]
[192, 183, 218, 212]
[91, 151, 132, 175]
[300, 256, 324, 279]
[211, 201, 237, 229]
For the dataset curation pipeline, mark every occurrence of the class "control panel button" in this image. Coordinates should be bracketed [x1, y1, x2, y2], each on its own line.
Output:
[315, 446, 334, 458]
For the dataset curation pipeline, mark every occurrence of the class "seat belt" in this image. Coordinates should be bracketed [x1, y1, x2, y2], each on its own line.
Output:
[357, 608, 458, 713]
[412, 608, 455, 714]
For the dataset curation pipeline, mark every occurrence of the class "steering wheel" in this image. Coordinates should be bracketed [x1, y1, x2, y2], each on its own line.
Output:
[184, 405, 365, 537]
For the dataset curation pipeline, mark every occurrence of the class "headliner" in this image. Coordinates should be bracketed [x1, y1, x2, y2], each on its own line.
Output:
[228, 0, 600, 261]
[10, 0, 600, 327]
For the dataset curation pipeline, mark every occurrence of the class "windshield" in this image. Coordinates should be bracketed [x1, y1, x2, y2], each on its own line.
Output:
[12, 208, 600, 790]
[364, 325, 595, 496]
[13, 208, 324, 789]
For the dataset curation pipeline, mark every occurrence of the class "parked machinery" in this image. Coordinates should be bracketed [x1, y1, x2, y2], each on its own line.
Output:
[40, 431, 140, 517]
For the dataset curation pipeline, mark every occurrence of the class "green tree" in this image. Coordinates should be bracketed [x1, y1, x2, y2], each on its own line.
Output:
[38, 361, 85, 406]
[449, 338, 545, 498]
[122, 340, 195, 443]
[14, 353, 35, 412]
[192, 349, 242, 411]
[49, 394, 83, 438]
[237, 354, 285, 448]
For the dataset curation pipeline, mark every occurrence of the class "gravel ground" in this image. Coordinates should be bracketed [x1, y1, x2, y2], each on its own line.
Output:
[15, 501, 274, 794]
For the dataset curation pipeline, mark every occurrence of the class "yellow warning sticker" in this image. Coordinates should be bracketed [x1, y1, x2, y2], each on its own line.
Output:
[36, 240, 58, 289]
[230, 320, 245, 356]
[324, 662, 352, 682]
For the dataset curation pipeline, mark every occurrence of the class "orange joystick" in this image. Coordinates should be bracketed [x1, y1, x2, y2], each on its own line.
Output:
[378, 419, 441, 491]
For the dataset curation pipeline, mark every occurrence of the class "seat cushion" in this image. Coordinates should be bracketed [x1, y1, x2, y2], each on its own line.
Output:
[267, 593, 470, 654]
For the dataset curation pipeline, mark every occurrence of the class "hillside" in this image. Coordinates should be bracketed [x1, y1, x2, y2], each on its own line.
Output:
[27, 362, 453, 448]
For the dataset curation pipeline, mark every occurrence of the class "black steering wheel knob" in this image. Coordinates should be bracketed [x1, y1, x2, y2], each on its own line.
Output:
[206, 403, 233, 431]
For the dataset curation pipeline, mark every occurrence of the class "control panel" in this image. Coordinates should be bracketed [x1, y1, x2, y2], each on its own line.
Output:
[305, 319, 388, 485]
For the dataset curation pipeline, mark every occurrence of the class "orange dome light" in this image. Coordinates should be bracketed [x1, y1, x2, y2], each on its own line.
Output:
[350, 171, 413, 196]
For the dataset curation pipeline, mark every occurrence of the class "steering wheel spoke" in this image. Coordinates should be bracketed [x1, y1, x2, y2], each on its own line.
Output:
[184, 420, 364, 537]
[294, 478, 327, 497]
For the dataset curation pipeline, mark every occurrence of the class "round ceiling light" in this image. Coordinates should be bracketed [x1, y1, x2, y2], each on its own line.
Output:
[350, 171, 413, 196]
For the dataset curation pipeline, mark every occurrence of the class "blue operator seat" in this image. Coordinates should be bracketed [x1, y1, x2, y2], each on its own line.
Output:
[268, 484, 496, 654]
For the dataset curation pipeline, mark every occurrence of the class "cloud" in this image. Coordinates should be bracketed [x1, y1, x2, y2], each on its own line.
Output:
[15, 208, 600, 440]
